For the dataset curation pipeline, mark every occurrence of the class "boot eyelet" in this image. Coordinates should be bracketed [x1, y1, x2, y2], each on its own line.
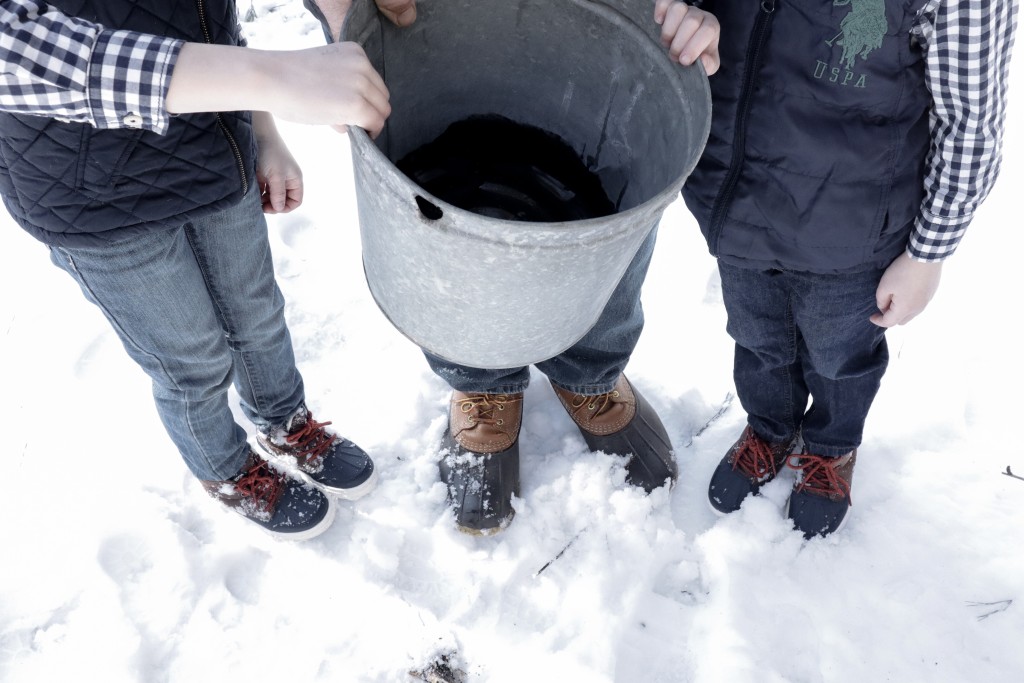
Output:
[588, 403, 596, 410]
[498, 405, 504, 411]
[497, 419, 504, 425]
[612, 391, 619, 397]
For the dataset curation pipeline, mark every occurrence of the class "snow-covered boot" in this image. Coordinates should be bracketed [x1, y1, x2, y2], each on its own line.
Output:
[257, 405, 377, 500]
[787, 450, 857, 538]
[551, 375, 677, 492]
[708, 426, 798, 515]
[439, 391, 523, 535]
[201, 449, 335, 540]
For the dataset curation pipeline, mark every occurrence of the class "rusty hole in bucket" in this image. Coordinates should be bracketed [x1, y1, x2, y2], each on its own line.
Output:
[415, 195, 443, 220]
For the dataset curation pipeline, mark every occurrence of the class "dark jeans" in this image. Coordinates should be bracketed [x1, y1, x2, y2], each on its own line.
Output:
[425, 227, 658, 395]
[718, 261, 889, 457]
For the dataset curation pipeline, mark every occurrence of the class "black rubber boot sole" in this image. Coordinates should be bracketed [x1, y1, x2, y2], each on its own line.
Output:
[438, 429, 520, 535]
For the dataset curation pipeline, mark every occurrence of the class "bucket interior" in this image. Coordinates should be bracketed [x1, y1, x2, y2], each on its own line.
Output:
[345, 0, 709, 215]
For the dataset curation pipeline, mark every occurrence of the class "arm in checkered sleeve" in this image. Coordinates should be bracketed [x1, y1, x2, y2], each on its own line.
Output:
[0, 0, 182, 133]
[910, 0, 1019, 262]
[871, 0, 1018, 329]
[2, 0, 395, 138]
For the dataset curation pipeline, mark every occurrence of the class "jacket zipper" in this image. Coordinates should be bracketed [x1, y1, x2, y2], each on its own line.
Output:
[195, 0, 249, 195]
[707, 0, 777, 254]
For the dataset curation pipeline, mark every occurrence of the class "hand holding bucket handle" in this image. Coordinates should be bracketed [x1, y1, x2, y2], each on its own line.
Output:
[166, 41, 392, 138]
[654, 0, 721, 75]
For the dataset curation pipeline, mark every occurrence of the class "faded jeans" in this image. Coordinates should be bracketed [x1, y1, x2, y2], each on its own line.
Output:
[425, 226, 658, 395]
[718, 261, 889, 456]
[49, 191, 305, 480]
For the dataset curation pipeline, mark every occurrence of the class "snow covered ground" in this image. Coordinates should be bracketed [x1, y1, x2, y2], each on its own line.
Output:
[1, 3, 1022, 681]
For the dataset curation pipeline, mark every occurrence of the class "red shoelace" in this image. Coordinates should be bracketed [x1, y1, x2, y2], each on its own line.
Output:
[233, 460, 284, 511]
[790, 454, 853, 503]
[285, 414, 336, 466]
[732, 430, 784, 481]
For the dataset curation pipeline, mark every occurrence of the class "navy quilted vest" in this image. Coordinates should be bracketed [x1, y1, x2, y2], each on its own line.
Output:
[0, 0, 256, 247]
[682, 0, 932, 273]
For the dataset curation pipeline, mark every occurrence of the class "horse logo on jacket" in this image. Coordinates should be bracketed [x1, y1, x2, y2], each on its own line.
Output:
[827, 0, 888, 69]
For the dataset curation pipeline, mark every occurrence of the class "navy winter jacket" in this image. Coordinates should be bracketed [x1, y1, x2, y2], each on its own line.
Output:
[682, 0, 932, 273]
[0, 0, 257, 247]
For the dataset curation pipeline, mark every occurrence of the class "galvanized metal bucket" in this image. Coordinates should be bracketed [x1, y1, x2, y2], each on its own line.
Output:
[342, 0, 711, 369]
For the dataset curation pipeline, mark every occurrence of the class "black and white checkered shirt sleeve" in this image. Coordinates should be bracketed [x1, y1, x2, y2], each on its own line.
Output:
[911, 0, 1019, 261]
[0, 0, 183, 134]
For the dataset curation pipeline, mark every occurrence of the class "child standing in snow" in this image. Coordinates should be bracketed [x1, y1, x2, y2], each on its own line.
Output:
[657, 0, 1018, 536]
[0, 0, 411, 539]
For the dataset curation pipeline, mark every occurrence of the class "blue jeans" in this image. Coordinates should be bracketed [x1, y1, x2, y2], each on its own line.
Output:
[49, 191, 305, 480]
[425, 226, 658, 394]
[718, 261, 889, 457]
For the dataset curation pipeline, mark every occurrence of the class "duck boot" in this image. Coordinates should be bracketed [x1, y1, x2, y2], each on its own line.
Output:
[551, 375, 677, 492]
[787, 450, 857, 538]
[201, 449, 335, 541]
[707, 426, 798, 515]
[256, 404, 377, 500]
[438, 391, 523, 534]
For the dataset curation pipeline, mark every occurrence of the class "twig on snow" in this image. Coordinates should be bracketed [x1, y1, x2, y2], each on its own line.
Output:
[1003, 466, 1024, 482]
[534, 527, 587, 578]
[966, 599, 1013, 621]
[683, 392, 735, 448]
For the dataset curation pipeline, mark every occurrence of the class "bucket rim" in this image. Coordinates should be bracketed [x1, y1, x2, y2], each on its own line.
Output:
[349, 105, 706, 246]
